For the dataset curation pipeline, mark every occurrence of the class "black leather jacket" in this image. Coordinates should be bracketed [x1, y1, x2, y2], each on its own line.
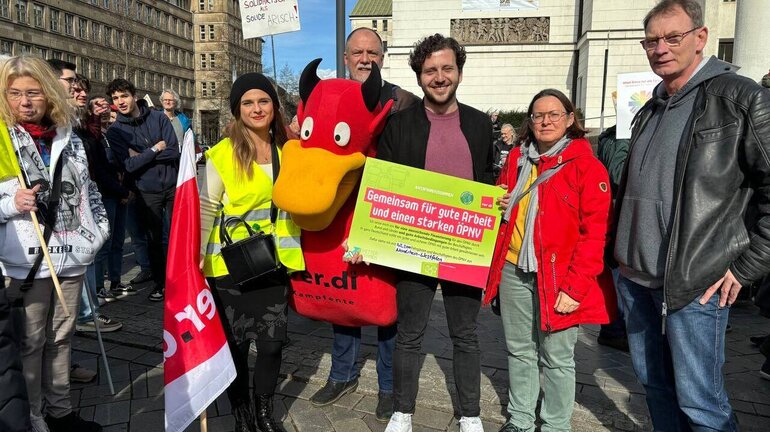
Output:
[618, 73, 770, 310]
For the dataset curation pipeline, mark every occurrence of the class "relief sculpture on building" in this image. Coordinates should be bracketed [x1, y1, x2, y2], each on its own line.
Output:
[450, 17, 549, 44]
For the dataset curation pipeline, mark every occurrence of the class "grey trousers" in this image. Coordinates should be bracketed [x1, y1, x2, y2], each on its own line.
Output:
[6, 275, 83, 419]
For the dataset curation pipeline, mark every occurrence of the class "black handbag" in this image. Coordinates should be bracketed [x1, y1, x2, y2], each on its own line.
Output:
[217, 140, 282, 286]
[219, 216, 280, 285]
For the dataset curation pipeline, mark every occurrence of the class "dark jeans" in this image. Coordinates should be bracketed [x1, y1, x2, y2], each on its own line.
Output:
[125, 197, 151, 271]
[393, 273, 481, 416]
[137, 187, 175, 287]
[599, 268, 626, 339]
[330, 324, 396, 392]
[95, 197, 127, 289]
[617, 276, 736, 432]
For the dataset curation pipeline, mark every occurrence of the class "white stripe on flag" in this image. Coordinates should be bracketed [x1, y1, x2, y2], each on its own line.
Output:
[164, 342, 237, 432]
[177, 129, 196, 187]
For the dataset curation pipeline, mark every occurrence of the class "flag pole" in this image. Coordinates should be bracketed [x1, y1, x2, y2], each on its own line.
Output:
[16, 172, 70, 317]
[82, 281, 114, 394]
[199, 411, 207, 432]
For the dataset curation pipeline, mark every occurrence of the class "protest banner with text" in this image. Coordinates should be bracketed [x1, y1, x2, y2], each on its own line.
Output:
[239, 0, 300, 39]
[348, 159, 504, 289]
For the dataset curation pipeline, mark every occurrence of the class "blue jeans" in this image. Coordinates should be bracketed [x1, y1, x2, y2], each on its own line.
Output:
[617, 276, 736, 431]
[95, 197, 127, 289]
[330, 324, 396, 393]
[77, 264, 98, 323]
[125, 197, 151, 271]
[599, 267, 626, 339]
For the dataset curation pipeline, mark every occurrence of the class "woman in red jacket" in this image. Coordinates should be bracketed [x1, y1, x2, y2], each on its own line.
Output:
[486, 89, 616, 432]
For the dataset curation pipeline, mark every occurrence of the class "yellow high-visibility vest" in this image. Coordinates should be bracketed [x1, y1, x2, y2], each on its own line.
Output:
[202, 138, 304, 278]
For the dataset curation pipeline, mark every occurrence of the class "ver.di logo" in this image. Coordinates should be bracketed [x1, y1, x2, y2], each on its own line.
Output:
[460, 191, 474, 205]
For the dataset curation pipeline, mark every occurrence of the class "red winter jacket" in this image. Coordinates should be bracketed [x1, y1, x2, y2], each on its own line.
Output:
[484, 138, 617, 332]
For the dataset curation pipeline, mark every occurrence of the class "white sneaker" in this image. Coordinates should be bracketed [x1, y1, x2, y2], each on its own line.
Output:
[385, 411, 413, 432]
[459, 416, 484, 432]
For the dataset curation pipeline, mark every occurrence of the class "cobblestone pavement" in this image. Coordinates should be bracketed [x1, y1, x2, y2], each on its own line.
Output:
[70, 263, 770, 431]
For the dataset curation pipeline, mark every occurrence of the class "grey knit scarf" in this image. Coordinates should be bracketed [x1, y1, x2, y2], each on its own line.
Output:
[505, 135, 571, 273]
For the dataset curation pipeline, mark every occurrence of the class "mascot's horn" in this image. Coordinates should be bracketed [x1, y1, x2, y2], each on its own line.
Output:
[361, 62, 382, 112]
[299, 58, 322, 106]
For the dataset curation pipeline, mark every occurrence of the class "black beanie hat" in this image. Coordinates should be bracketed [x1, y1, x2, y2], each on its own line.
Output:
[229, 72, 280, 116]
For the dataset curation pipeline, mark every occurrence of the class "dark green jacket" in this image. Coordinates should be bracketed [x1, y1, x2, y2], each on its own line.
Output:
[596, 125, 629, 203]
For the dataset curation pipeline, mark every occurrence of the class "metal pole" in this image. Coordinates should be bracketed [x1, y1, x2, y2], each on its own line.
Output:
[599, 33, 609, 133]
[270, 35, 278, 84]
[336, 0, 345, 78]
[83, 283, 115, 395]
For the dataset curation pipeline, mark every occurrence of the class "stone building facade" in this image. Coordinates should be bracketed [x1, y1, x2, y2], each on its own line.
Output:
[352, 0, 742, 128]
[0, 0, 197, 108]
[193, 0, 262, 147]
[0, 0, 262, 144]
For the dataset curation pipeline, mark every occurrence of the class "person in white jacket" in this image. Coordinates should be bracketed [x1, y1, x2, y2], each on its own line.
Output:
[0, 55, 108, 432]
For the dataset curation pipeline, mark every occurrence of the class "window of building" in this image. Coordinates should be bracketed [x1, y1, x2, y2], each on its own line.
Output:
[198, 0, 203, 10]
[718, 39, 734, 63]
[35, 46, 47, 58]
[208, 24, 214, 39]
[372, 19, 377, 30]
[143, 5, 150, 24]
[103, 0, 109, 8]
[105, 63, 113, 80]
[210, 81, 216, 97]
[172, 17, 177, 34]
[49, 8, 59, 32]
[0, 39, 12, 54]
[15, 0, 26, 24]
[135, 2, 142, 21]
[32, 3, 41, 27]
[93, 61, 102, 81]
[209, 53, 215, 68]
[201, 81, 207, 97]
[51, 50, 62, 59]
[78, 57, 89, 75]
[207, 0, 212, 10]
[199, 24, 205, 40]
[383, 19, 387, 32]
[66, 52, 75, 64]
[0, 0, 9, 19]
[170, 46, 176, 64]
[64, 13, 73, 34]
[200, 53, 206, 69]
[116, 29, 123, 48]
[19, 43, 31, 53]
[104, 26, 111, 46]
[78, 17, 87, 39]
[91, 22, 100, 41]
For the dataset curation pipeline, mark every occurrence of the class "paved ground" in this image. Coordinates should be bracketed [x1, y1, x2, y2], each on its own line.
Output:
[70, 261, 770, 432]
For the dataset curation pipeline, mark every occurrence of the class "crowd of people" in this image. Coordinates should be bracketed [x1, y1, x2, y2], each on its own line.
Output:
[1, 0, 769, 432]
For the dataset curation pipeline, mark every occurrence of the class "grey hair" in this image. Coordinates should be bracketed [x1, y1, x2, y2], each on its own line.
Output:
[159, 88, 181, 104]
[501, 123, 514, 131]
[643, 0, 703, 29]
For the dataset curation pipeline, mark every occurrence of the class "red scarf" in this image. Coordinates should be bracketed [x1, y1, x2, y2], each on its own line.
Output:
[19, 122, 57, 140]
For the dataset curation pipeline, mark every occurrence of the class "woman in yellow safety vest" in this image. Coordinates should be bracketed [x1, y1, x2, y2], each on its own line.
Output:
[199, 72, 303, 432]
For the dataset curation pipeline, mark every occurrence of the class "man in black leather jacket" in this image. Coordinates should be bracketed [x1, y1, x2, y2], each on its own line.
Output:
[613, 1, 770, 431]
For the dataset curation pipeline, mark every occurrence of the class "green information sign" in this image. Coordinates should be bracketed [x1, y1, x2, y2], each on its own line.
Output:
[348, 159, 505, 288]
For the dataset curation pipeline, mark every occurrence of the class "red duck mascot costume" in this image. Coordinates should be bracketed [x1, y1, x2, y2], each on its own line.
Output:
[272, 59, 396, 327]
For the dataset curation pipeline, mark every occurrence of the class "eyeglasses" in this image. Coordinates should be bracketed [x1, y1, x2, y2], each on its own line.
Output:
[530, 111, 566, 123]
[161, 99, 175, 103]
[6, 89, 45, 101]
[59, 76, 76, 83]
[640, 27, 700, 51]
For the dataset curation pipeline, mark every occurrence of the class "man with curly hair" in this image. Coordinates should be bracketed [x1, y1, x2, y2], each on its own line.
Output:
[376, 33, 494, 432]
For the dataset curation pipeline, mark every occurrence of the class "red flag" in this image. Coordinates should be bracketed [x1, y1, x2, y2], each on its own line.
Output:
[164, 131, 236, 432]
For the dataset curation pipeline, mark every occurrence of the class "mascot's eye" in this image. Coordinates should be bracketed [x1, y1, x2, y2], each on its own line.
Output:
[333, 122, 351, 147]
[301, 117, 314, 139]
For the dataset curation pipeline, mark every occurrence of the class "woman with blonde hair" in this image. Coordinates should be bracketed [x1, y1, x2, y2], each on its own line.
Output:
[0, 55, 108, 432]
[199, 72, 303, 432]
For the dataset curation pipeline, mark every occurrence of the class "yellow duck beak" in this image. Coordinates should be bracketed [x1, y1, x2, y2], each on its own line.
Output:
[273, 139, 366, 231]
